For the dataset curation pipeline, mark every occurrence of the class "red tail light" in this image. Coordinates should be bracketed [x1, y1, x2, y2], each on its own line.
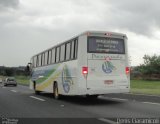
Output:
[126, 67, 130, 75]
[82, 66, 88, 74]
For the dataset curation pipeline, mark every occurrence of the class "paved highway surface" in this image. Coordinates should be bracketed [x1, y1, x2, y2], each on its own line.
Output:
[0, 84, 160, 124]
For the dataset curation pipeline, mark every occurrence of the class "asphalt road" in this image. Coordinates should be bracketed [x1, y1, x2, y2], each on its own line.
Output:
[0, 84, 160, 124]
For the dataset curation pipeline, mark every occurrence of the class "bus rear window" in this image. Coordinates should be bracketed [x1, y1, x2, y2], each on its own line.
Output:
[88, 36, 125, 54]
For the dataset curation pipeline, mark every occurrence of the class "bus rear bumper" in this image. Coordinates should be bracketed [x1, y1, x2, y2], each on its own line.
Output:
[78, 87, 130, 95]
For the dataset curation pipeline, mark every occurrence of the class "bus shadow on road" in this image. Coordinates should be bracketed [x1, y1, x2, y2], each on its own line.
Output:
[61, 96, 125, 106]
[37, 93, 124, 106]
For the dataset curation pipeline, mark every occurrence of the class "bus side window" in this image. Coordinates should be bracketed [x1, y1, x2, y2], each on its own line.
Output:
[36, 55, 39, 67]
[66, 42, 71, 61]
[52, 48, 55, 63]
[71, 40, 74, 59]
[45, 51, 48, 65]
[38, 54, 42, 66]
[60, 44, 65, 62]
[48, 50, 52, 65]
[33, 56, 37, 68]
[42, 53, 45, 66]
[74, 39, 78, 59]
[71, 39, 77, 60]
[56, 47, 60, 63]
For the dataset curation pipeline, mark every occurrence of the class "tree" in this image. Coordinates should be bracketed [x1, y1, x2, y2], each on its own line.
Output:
[5, 68, 15, 76]
[138, 54, 160, 80]
[142, 54, 160, 74]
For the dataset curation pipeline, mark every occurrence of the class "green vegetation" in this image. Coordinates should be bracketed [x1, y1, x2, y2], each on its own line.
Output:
[132, 54, 160, 80]
[0, 66, 28, 77]
[131, 80, 160, 95]
[0, 75, 30, 86]
[15, 76, 30, 86]
[0, 75, 6, 81]
[130, 54, 160, 95]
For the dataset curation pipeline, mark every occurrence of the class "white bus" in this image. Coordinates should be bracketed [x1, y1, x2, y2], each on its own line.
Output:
[29, 31, 130, 99]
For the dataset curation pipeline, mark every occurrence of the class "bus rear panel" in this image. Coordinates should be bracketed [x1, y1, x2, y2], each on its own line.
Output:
[77, 31, 130, 95]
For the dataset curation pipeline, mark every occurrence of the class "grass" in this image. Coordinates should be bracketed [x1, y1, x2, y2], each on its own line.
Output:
[130, 80, 160, 95]
[15, 76, 30, 86]
[0, 75, 30, 86]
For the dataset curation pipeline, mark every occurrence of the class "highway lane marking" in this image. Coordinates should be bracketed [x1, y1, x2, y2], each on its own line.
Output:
[98, 118, 117, 124]
[30, 96, 45, 102]
[110, 97, 128, 101]
[142, 102, 160, 106]
[100, 96, 128, 101]
[11, 90, 17, 93]
[124, 93, 160, 97]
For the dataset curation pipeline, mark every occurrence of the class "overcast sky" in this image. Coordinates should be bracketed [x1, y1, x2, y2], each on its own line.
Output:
[0, 0, 160, 67]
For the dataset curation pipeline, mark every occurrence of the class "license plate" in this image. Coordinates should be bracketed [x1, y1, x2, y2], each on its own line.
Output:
[104, 80, 113, 85]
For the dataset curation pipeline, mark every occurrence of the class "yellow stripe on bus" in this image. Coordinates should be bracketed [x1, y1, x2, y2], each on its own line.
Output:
[36, 72, 61, 91]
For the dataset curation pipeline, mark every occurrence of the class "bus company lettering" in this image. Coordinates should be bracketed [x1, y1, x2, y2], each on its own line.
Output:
[92, 53, 123, 60]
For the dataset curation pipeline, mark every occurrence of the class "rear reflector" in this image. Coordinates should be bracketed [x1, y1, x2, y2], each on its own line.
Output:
[82, 67, 88, 74]
[105, 33, 112, 36]
[126, 67, 130, 75]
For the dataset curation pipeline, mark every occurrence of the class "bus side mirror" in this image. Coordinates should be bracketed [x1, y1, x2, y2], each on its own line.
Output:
[26, 63, 32, 75]
[26, 65, 30, 72]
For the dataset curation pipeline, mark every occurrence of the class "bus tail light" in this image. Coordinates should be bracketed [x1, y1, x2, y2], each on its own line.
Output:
[126, 67, 130, 75]
[82, 66, 88, 75]
[82, 66, 88, 79]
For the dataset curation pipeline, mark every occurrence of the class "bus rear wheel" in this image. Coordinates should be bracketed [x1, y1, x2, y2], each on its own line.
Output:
[53, 83, 60, 99]
[86, 95, 98, 99]
[35, 90, 40, 95]
[33, 81, 40, 95]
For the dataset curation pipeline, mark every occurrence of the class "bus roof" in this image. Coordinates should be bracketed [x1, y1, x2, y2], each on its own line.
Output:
[81, 30, 127, 37]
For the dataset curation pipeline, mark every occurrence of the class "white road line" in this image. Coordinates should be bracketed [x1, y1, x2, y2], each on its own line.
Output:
[11, 90, 17, 93]
[30, 96, 45, 102]
[111, 97, 128, 101]
[100, 96, 128, 101]
[142, 102, 160, 106]
[98, 118, 117, 124]
[124, 93, 160, 97]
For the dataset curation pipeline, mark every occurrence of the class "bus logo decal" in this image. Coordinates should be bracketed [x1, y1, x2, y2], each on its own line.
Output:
[62, 65, 73, 93]
[102, 57, 116, 74]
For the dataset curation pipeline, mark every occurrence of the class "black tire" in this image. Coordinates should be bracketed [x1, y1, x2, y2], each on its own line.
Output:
[53, 82, 60, 99]
[33, 81, 40, 95]
[86, 95, 99, 99]
[35, 90, 40, 95]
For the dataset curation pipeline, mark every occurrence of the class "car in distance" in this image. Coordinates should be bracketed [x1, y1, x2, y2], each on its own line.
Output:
[4, 77, 17, 86]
